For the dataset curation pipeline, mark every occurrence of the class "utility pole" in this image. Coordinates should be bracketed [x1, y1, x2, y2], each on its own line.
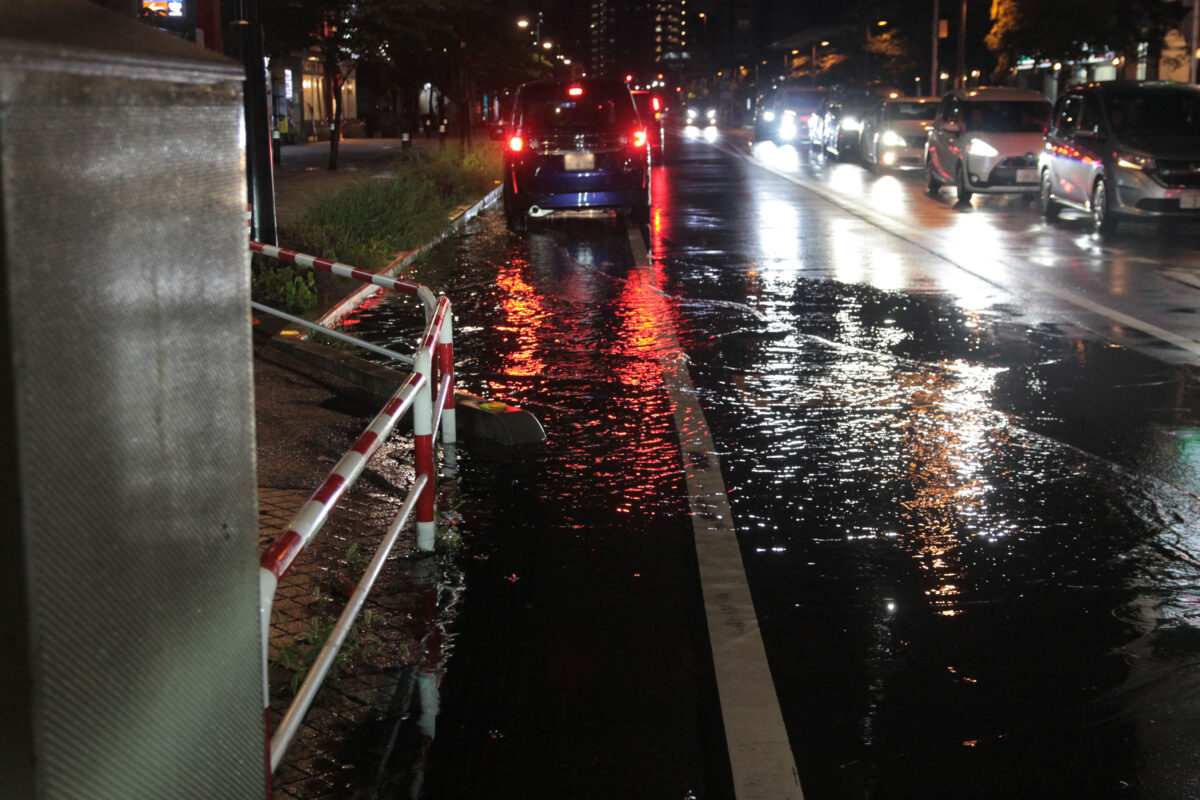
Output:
[955, 0, 967, 89]
[931, 0, 939, 95]
[229, 0, 277, 245]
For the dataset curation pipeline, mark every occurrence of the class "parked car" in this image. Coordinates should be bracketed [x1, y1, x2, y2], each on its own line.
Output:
[494, 78, 651, 231]
[631, 89, 667, 162]
[753, 86, 825, 145]
[925, 87, 1051, 203]
[819, 92, 880, 161]
[1039, 80, 1200, 233]
[861, 96, 938, 170]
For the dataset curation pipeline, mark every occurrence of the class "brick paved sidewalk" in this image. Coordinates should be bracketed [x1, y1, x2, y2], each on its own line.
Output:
[255, 141, 472, 797]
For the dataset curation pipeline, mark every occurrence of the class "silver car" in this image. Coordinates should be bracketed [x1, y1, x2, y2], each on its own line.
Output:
[861, 96, 938, 170]
[925, 87, 1051, 203]
[1039, 80, 1200, 234]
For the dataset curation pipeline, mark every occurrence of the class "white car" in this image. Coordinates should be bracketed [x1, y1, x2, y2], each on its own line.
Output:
[925, 87, 1051, 203]
[861, 96, 938, 170]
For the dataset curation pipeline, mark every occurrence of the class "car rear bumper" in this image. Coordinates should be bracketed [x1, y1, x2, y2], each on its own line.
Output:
[510, 189, 645, 212]
[505, 158, 647, 213]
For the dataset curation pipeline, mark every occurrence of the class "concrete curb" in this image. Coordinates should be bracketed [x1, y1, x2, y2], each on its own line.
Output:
[316, 185, 502, 329]
[271, 184, 546, 445]
[269, 332, 546, 445]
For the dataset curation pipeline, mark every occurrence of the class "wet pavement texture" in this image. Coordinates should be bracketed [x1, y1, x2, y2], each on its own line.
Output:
[337, 129, 1200, 798]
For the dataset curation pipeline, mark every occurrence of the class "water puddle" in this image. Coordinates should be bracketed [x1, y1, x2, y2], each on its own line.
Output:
[335, 207, 1200, 798]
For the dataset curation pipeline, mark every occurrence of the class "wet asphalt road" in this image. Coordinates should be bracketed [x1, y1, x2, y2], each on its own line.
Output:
[342, 127, 1200, 799]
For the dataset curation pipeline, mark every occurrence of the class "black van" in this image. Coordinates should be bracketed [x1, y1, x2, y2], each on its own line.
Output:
[495, 78, 651, 232]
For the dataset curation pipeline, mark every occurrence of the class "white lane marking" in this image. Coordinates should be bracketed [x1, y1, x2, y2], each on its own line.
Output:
[628, 227, 804, 800]
[718, 138, 1200, 359]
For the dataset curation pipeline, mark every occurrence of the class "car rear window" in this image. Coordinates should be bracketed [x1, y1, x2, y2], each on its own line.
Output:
[965, 101, 1050, 133]
[516, 83, 638, 133]
[1102, 91, 1200, 137]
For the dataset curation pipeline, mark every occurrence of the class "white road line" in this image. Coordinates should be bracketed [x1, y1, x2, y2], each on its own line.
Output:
[627, 227, 803, 800]
[720, 138, 1200, 359]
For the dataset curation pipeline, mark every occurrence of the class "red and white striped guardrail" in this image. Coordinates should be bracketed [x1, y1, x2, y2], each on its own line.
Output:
[250, 241, 438, 317]
[251, 241, 457, 780]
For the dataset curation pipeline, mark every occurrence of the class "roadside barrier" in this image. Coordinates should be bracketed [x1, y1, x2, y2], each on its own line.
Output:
[251, 241, 456, 779]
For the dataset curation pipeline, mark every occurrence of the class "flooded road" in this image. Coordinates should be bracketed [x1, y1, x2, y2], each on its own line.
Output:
[341, 130, 1200, 798]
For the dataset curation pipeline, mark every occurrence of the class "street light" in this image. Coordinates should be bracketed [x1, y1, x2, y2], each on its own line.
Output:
[516, 14, 541, 46]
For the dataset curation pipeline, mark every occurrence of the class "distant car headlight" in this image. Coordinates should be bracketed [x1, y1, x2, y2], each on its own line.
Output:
[880, 130, 906, 148]
[687, 108, 699, 122]
[968, 138, 999, 157]
[841, 117, 862, 133]
[762, 110, 776, 122]
[1116, 152, 1155, 170]
[706, 108, 717, 121]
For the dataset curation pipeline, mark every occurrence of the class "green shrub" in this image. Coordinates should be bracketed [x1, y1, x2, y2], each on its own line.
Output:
[250, 259, 317, 313]
[278, 142, 502, 271]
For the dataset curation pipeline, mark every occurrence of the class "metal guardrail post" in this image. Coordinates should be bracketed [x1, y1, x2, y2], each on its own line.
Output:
[439, 309, 458, 472]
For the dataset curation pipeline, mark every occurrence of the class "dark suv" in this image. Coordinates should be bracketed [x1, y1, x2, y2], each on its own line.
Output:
[497, 78, 651, 231]
[1039, 80, 1200, 233]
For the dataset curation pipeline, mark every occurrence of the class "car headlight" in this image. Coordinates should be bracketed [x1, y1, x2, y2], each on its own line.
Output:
[762, 110, 776, 122]
[706, 108, 717, 120]
[687, 108, 698, 121]
[779, 116, 797, 140]
[968, 138, 999, 157]
[841, 117, 862, 133]
[880, 130, 906, 148]
[1116, 152, 1155, 170]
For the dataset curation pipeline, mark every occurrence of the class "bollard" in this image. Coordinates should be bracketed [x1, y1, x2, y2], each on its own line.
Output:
[402, 131, 411, 152]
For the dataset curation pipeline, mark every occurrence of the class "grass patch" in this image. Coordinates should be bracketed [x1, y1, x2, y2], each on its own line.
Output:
[281, 143, 501, 270]
[251, 142, 501, 313]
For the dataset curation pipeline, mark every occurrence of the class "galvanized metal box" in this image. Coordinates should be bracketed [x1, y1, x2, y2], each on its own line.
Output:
[0, 2, 264, 796]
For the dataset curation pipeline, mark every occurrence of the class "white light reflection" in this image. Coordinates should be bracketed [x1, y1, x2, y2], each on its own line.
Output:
[752, 195, 800, 280]
[866, 174, 907, 218]
[751, 140, 801, 172]
[683, 124, 720, 143]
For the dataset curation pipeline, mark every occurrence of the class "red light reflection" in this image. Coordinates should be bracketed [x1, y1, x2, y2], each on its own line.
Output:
[492, 256, 548, 378]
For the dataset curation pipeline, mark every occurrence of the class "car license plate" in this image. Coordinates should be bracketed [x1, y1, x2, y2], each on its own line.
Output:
[563, 153, 594, 172]
[1015, 168, 1036, 184]
[1181, 191, 1200, 209]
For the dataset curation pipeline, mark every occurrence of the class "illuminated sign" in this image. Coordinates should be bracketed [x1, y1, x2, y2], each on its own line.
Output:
[285, 69, 293, 100]
[143, 0, 184, 17]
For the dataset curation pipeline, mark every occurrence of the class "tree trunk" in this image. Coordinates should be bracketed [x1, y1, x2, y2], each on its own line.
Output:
[324, 54, 341, 170]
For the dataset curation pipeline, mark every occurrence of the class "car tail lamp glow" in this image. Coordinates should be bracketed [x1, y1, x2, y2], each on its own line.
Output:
[508, 135, 524, 152]
[568, 86, 584, 97]
[652, 96, 661, 112]
[633, 129, 648, 148]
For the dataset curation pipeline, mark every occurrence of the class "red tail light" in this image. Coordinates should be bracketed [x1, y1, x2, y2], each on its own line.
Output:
[652, 96, 661, 112]
[568, 85, 584, 97]
[633, 129, 648, 149]
[508, 135, 524, 152]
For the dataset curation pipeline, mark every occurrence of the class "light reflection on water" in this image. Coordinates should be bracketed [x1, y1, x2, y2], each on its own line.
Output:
[332, 177, 1200, 796]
